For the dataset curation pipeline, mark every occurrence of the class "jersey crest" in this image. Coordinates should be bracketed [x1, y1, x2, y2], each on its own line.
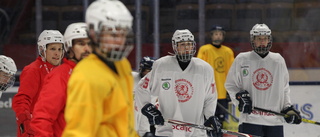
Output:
[252, 68, 273, 90]
[214, 57, 225, 73]
[175, 79, 194, 103]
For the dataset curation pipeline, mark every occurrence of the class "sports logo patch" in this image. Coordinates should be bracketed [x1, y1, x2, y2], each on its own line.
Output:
[162, 82, 170, 90]
[252, 68, 273, 90]
[242, 69, 249, 77]
[175, 79, 194, 103]
[241, 65, 249, 77]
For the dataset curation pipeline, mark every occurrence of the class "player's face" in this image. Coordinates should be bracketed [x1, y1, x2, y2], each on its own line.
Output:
[211, 30, 224, 45]
[46, 43, 64, 66]
[0, 71, 14, 91]
[72, 38, 92, 61]
[99, 27, 128, 51]
[176, 41, 194, 55]
[141, 69, 151, 77]
[253, 35, 269, 48]
[0, 71, 11, 84]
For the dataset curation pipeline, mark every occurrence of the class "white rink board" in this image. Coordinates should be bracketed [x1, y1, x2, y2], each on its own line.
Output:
[2, 86, 320, 136]
[285, 85, 320, 137]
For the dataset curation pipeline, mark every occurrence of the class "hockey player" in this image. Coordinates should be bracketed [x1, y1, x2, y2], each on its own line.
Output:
[0, 55, 17, 98]
[12, 30, 64, 137]
[133, 56, 156, 86]
[135, 29, 222, 137]
[132, 56, 156, 137]
[29, 22, 92, 137]
[197, 25, 234, 124]
[61, 0, 138, 137]
[225, 24, 302, 137]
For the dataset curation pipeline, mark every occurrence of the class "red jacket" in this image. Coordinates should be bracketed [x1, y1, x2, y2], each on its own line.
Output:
[31, 58, 76, 137]
[12, 56, 56, 137]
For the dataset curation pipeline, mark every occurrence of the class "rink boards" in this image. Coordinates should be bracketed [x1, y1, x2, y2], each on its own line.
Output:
[0, 86, 319, 137]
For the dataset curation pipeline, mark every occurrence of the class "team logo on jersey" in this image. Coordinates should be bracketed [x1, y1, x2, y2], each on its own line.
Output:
[252, 68, 273, 90]
[214, 57, 225, 73]
[162, 82, 170, 90]
[242, 69, 249, 77]
[175, 79, 194, 103]
[241, 65, 249, 77]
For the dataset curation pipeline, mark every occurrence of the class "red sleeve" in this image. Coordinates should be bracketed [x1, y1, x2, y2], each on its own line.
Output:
[31, 66, 68, 136]
[12, 65, 41, 115]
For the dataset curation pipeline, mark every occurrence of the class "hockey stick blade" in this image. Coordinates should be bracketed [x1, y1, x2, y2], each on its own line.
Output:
[167, 119, 260, 137]
[254, 107, 320, 126]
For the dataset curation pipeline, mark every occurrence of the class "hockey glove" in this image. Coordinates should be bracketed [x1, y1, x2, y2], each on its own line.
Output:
[236, 90, 252, 114]
[281, 105, 302, 124]
[141, 103, 164, 125]
[204, 116, 222, 137]
[16, 111, 35, 137]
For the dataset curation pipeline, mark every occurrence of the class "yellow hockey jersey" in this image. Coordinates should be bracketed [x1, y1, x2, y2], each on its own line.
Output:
[197, 44, 234, 99]
[62, 54, 137, 137]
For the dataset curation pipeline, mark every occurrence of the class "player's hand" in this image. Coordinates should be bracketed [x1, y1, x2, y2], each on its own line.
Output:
[17, 111, 34, 137]
[236, 90, 252, 114]
[281, 105, 302, 124]
[204, 116, 222, 137]
[141, 103, 164, 125]
[21, 126, 35, 137]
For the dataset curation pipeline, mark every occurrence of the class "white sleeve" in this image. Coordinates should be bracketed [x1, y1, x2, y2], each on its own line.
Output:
[135, 71, 153, 111]
[134, 59, 160, 112]
[133, 72, 152, 136]
[134, 69, 154, 136]
[203, 66, 217, 119]
[225, 57, 242, 107]
[282, 57, 291, 108]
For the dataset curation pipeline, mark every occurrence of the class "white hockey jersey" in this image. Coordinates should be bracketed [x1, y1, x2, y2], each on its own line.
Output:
[225, 51, 291, 126]
[135, 56, 217, 137]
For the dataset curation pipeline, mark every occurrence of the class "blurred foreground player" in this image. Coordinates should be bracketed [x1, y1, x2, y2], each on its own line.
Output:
[62, 0, 138, 137]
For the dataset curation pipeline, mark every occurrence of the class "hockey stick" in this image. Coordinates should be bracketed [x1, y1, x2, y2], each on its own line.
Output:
[167, 119, 260, 137]
[217, 102, 239, 122]
[253, 107, 320, 126]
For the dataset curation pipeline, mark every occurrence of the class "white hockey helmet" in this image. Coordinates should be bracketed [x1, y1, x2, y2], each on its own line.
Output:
[172, 29, 196, 62]
[0, 55, 17, 91]
[250, 24, 272, 55]
[64, 22, 88, 52]
[37, 30, 64, 61]
[86, 0, 134, 61]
